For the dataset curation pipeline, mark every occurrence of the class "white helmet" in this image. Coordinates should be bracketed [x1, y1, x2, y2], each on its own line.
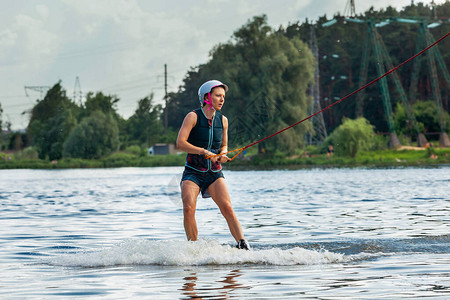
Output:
[198, 80, 228, 106]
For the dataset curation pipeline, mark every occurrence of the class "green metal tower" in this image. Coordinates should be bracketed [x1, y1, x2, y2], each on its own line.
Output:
[322, 1, 449, 148]
[352, 17, 443, 147]
[352, 19, 400, 148]
[409, 20, 450, 147]
[306, 24, 328, 145]
[374, 26, 428, 146]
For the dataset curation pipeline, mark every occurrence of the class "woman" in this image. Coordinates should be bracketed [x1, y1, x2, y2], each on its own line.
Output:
[176, 80, 250, 250]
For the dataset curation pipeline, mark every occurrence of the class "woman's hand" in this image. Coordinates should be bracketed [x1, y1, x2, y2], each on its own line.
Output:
[218, 154, 230, 163]
[203, 149, 218, 163]
[203, 150, 229, 163]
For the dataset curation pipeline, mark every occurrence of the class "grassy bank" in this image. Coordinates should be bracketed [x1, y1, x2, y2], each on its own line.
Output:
[228, 147, 450, 169]
[0, 152, 186, 169]
[1, 147, 449, 170]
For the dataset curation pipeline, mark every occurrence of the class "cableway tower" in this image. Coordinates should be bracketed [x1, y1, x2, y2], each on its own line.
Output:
[306, 24, 328, 145]
[322, 1, 449, 147]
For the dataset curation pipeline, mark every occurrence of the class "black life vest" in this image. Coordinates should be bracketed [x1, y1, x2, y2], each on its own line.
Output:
[185, 108, 223, 172]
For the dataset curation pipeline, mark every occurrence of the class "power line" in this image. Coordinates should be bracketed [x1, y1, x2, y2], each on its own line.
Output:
[24, 86, 51, 99]
[1, 102, 32, 109]
[0, 95, 28, 99]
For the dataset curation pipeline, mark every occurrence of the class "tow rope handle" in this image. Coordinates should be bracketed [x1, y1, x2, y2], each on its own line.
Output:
[206, 147, 246, 162]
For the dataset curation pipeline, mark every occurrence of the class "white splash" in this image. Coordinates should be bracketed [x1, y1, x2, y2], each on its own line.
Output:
[49, 239, 346, 267]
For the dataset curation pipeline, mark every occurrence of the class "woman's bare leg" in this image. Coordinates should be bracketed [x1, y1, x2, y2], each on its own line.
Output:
[208, 178, 245, 242]
[181, 180, 200, 241]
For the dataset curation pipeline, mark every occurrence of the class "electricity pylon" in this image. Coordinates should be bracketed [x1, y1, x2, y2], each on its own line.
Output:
[24, 86, 51, 99]
[346, 19, 401, 148]
[409, 20, 450, 147]
[306, 24, 327, 145]
[73, 76, 83, 105]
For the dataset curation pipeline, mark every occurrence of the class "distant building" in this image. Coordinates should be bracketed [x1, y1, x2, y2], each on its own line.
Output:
[148, 143, 176, 155]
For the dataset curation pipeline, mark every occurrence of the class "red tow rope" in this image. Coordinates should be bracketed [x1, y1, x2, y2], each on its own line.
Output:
[207, 31, 450, 161]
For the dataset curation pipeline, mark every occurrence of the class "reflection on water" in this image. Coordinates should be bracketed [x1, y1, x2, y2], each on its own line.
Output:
[181, 269, 246, 299]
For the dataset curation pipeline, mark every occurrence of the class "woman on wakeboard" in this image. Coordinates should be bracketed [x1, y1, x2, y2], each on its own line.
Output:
[176, 80, 250, 250]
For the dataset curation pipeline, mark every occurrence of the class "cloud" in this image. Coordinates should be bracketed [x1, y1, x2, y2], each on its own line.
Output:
[0, 29, 17, 48]
[36, 4, 50, 19]
[0, 5, 59, 70]
[46, 0, 211, 118]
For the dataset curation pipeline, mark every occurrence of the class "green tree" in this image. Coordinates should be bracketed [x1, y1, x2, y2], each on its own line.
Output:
[126, 95, 163, 146]
[394, 100, 450, 138]
[27, 82, 80, 160]
[283, 2, 449, 134]
[82, 91, 128, 148]
[327, 117, 376, 157]
[166, 15, 315, 153]
[63, 111, 119, 159]
[84, 92, 120, 117]
[221, 15, 315, 153]
[413, 100, 450, 133]
[393, 102, 425, 138]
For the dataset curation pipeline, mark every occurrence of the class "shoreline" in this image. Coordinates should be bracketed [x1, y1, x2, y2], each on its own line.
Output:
[1, 148, 449, 170]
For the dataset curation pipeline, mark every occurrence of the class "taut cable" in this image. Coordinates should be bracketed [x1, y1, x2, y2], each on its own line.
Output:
[207, 32, 449, 162]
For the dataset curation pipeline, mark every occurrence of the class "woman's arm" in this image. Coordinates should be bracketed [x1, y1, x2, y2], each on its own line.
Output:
[218, 116, 230, 163]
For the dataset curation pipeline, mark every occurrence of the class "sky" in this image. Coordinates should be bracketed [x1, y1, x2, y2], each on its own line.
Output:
[0, 0, 445, 130]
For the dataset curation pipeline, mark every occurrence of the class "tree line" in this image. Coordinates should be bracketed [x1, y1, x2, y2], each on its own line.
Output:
[3, 82, 165, 160]
[0, 2, 449, 159]
[282, 1, 449, 134]
[165, 2, 449, 152]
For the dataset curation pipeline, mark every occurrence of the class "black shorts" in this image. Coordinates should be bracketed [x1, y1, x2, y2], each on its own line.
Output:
[181, 167, 224, 198]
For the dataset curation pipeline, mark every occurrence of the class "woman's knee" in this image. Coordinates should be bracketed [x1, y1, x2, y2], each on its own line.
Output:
[219, 202, 235, 218]
[183, 202, 196, 216]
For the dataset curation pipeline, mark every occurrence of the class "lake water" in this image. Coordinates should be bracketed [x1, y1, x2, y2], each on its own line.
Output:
[1, 166, 449, 299]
